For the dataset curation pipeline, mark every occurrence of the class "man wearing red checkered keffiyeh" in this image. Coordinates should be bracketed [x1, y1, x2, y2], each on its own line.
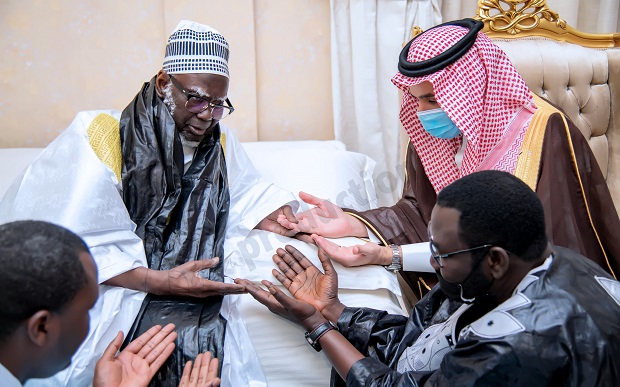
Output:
[282, 19, 620, 302]
[391, 24, 534, 193]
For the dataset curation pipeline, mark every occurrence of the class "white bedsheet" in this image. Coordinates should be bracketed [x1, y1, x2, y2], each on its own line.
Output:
[225, 231, 407, 387]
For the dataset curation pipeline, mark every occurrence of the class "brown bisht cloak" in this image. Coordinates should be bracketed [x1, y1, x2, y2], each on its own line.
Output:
[349, 99, 620, 300]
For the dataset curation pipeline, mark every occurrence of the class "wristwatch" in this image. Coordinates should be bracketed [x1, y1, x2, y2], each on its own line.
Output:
[304, 321, 338, 352]
[384, 244, 402, 272]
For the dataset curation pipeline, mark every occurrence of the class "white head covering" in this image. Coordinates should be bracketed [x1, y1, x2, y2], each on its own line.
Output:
[162, 20, 229, 78]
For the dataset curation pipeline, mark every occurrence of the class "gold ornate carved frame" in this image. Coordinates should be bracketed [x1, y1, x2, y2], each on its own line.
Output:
[474, 0, 619, 48]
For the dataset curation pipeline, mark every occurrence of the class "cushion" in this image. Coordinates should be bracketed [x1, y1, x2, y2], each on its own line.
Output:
[0, 148, 44, 199]
[242, 141, 378, 211]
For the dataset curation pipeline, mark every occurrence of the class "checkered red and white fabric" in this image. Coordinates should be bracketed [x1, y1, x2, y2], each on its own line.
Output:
[392, 25, 534, 193]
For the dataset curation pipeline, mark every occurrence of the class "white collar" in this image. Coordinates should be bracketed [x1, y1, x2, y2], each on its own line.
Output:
[182, 144, 197, 174]
[0, 362, 22, 387]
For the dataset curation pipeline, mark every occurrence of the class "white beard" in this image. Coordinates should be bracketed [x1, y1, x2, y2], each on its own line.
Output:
[162, 81, 177, 116]
[180, 135, 201, 148]
[163, 81, 201, 147]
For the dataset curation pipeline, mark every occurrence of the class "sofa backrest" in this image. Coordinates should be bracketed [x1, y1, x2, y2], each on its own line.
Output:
[475, 0, 620, 216]
[0, 148, 43, 199]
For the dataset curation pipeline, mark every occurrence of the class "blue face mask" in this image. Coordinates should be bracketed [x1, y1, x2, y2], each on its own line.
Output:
[417, 108, 461, 139]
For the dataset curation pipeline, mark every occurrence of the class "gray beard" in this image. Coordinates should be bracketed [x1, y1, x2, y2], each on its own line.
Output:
[162, 81, 201, 147]
[162, 81, 176, 116]
[180, 135, 201, 148]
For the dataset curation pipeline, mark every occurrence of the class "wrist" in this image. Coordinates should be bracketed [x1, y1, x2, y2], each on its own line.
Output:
[320, 300, 346, 323]
[380, 246, 393, 266]
[302, 312, 329, 333]
[304, 320, 338, 352]
[145, 269, 166, 295]
[346, 214, 369, 238]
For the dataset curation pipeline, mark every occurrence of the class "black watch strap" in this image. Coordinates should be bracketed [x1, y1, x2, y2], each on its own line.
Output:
[305, 321, 338, 352]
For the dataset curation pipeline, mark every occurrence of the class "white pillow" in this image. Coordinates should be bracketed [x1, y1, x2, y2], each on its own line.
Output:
[242, 139, 346, 152]
[241, 142, 378, 211]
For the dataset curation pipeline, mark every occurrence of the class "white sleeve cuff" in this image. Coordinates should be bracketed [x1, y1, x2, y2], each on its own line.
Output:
[365, 227, 381, 243]
[401, 242, 435, 273]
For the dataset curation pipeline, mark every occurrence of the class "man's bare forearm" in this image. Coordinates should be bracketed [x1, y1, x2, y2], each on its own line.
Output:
[320, 330, 365, 381]
[103, 267, 164, 295]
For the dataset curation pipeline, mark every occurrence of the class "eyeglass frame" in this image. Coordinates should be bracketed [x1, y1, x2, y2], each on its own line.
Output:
[168, 74, 235, 118]
[427, 221, 493, 268]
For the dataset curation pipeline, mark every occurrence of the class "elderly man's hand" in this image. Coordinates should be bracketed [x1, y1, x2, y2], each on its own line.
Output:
[255, 204, 298, 237]
[104, 260, 246, 297]
[276, 192, 367, 238]
[235, 277, 326, 332]
[93, 324, 177, 387]
[148, 258, 246, 297]
[312, 235, 392, 267]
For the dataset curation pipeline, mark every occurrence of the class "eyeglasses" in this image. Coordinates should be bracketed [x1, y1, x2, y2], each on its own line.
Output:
[427, 222, 492, 268]
[168, 74, 235, 119]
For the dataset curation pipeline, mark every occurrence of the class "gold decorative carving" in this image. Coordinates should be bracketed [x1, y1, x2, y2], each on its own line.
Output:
[410, 26, 424, 38]
[477, 0, 565, 35]
[474, 0, 619, 48]
[404, 26, 424, 48]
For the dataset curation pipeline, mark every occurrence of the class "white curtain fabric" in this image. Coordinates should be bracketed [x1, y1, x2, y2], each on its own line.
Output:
[330, 0, 441, 206]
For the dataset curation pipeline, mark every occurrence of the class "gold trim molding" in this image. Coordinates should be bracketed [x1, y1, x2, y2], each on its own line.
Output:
[410, 26, 424, 39]
[475, 0, 620, 48]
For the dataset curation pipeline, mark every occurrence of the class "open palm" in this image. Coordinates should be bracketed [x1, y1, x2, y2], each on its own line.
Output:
[271, 245, 339, 313]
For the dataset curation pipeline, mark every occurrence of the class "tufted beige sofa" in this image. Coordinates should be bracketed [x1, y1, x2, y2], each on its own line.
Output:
[474, 0, 620, 216]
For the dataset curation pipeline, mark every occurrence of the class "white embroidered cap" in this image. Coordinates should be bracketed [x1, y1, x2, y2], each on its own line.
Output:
[162, 20, 229, 78]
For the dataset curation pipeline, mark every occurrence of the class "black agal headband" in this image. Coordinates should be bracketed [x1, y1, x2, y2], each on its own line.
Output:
[398, 18, 484, 77]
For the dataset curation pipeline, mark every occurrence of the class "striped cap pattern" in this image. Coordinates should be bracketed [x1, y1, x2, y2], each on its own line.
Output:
[163, 20, 229, 77]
